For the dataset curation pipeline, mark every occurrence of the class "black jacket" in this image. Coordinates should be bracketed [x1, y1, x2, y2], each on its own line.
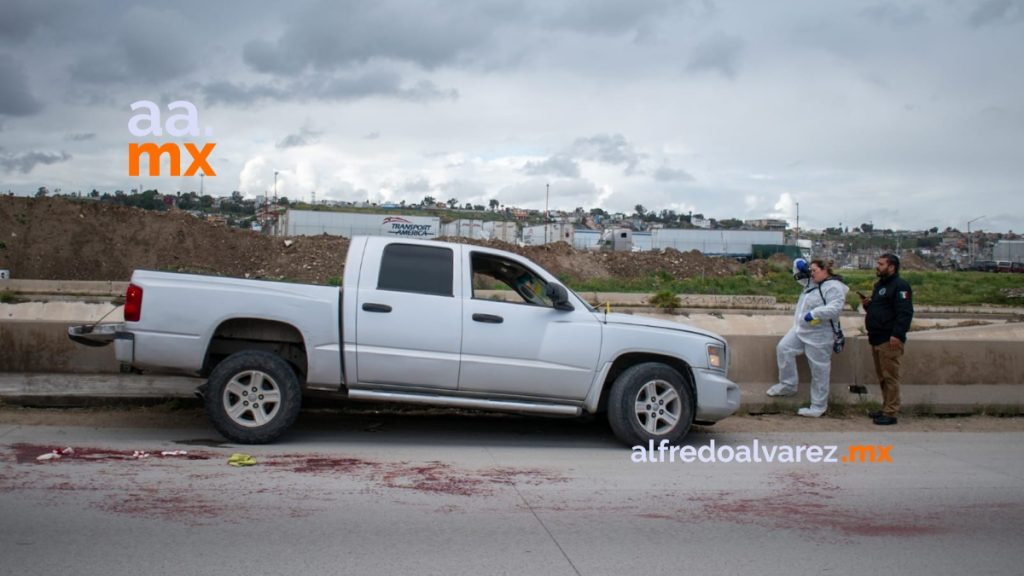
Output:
[865, 274, 914, 345]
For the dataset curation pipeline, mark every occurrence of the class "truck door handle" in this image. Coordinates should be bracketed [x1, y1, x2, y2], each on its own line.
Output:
[472, 313, 503, 324]
[362, 303, 392, 313]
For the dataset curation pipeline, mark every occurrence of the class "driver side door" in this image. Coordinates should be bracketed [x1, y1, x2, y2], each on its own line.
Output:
[458, 250, 601, 401]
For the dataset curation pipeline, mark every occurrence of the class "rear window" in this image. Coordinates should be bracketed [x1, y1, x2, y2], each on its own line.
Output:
[377, 243, 453, 297]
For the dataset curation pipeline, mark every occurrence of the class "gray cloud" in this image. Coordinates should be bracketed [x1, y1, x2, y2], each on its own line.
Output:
[65, 132, 96, 142]
[204, 73, 456, 107]
[0, 149, 72, 173]
[0, 0, 58, 44]
[968, 0, 1023, 27]
[396, 177, 432, 195]
[498, 177, 602, 208]
[521, 155, 580, 178]
[860, 3, 929, 27]
[568, 134, 643, 174]
[436, 179, 487, 201]
[547, 0, 682, 36]
[0, 55, 43, 116]
[362, 131, 380, 140]
[653, 165, 695, 182]
[242, 1, 496, 75]
[69, 6, 198, 84]
[276, 126, 323, 149]
[687, 32, 744, 78]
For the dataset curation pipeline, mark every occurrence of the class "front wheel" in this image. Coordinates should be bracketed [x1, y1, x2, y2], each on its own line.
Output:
[204, 350, 302, 444]
[607, 362, 694, 446]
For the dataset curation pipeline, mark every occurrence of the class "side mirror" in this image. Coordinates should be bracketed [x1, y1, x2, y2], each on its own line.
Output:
[546, 284, 575, 311]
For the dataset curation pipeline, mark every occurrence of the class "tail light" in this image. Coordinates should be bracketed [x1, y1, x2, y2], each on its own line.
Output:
[124, 283, 143, 322]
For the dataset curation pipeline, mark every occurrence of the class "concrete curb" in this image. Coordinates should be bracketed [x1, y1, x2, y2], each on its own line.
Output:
[2, 373, 1021, 415]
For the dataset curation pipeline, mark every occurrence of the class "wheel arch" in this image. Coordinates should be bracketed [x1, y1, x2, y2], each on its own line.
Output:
[597, 353, 695, 414]
[202, 317, 308, 381]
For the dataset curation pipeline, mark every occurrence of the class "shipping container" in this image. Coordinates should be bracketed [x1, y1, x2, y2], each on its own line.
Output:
[650, 229, 784, 256]
[483, 221, 519, 244]
[442, 219, 487, 240]
[275, 210, 440, 238]
[994, 240, 1024, 262]
[522, 223, 575, 246]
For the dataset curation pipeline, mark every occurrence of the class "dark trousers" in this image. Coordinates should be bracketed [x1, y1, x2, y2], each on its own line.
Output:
[871, 341, 904, 417]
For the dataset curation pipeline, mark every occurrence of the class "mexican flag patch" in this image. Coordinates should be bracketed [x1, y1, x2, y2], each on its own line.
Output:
[898, 291, 909, 300]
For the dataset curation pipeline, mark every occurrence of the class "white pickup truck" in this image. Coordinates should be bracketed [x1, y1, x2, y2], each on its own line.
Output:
[70, 236, 739, 445]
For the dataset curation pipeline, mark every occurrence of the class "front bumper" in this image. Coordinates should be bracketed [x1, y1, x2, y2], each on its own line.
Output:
[693, 368, 741, 422]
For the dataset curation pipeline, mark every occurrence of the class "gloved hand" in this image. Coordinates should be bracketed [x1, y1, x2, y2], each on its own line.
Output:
[804, 312, 820, 325]
[794, 259, 808, 273]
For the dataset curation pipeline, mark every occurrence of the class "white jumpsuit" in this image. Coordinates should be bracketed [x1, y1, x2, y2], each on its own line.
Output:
[775, 277, 849, 411]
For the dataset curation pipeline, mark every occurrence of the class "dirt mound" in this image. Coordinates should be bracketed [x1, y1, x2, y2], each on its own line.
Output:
[899, 251, 934, 271]
[0, 197, 349, 284]
[2, 197, 738, 284]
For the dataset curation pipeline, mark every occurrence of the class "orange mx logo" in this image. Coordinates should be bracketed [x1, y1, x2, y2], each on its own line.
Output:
[128, 100, 217, 177]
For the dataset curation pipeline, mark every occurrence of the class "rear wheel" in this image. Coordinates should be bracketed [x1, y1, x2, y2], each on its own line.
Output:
[607, 362, 694, 446]
[204, 350, 302, 444]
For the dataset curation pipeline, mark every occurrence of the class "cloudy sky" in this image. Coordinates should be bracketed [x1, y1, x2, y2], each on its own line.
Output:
[1, 0, 1022, 232]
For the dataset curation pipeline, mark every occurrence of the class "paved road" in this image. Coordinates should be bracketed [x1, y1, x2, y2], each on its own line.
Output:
[2, 412, 1022, 576]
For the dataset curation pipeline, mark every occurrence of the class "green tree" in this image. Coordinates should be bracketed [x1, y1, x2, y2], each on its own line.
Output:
[489, 198, 500, 211]
[422, 195, 436, 207]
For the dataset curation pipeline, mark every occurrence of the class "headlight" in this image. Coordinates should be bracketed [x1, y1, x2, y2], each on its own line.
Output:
[707, 344, 726, 371]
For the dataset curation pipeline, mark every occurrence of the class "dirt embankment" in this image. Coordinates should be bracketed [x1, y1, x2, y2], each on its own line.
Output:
[1, 197, 739, 284]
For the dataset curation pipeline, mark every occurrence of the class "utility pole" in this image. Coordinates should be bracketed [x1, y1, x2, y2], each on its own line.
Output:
[273, 171, 278, 206]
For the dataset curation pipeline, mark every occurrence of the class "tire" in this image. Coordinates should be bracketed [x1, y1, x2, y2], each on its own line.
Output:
[607, 362, 694, 447]
[204, 350, 302, 444]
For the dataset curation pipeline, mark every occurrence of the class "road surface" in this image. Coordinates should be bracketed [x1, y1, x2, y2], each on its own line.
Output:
[2, 410, 1022, 576]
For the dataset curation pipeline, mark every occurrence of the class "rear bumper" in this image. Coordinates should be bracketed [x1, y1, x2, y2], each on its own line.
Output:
[68, 323, 134, 364]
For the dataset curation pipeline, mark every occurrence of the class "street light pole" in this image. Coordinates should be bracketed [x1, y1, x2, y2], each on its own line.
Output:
[795, 201, 800, 245]
[967, 215, 985, 265]
[273, 171, 279, 205]
[544, 182, 550, 245]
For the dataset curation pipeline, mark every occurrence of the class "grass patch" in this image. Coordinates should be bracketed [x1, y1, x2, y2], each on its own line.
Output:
[648, 290, 681, 313]
[567, 268, 1024, 307]
[0, 290, 25, 304]
[973, 404, 1023, 417]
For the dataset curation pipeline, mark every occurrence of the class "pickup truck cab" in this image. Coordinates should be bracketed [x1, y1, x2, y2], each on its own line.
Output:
[71, 236, 740, 445]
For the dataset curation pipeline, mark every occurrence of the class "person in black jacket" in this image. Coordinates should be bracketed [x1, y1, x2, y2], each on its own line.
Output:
[859, 253, 914, 425]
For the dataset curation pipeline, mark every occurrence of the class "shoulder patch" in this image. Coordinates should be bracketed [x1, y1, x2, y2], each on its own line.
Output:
[899, 291, 910, 300]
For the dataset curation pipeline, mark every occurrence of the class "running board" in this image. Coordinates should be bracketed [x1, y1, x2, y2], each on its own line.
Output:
[346, 389, 582, 416]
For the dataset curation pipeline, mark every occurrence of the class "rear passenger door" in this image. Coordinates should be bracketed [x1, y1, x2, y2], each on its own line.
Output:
[354, 240, 462, 390]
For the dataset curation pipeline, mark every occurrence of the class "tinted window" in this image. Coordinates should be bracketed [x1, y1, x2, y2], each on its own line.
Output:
[378, 244, 453, 296]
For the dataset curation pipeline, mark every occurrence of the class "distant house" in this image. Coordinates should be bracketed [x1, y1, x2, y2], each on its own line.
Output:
[691, 216, 711, 229]
[745, 218, 788, 231]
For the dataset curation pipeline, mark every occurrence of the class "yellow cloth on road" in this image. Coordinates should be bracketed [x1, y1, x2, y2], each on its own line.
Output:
[227, 453, 257, 467]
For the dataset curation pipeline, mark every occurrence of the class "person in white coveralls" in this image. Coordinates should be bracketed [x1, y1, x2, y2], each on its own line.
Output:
[766, 258, 849, 417]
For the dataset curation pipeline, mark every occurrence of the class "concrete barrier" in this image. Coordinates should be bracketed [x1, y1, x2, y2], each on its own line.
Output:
[0, 279, 129, 297]
[2, 320, 1021, 387]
